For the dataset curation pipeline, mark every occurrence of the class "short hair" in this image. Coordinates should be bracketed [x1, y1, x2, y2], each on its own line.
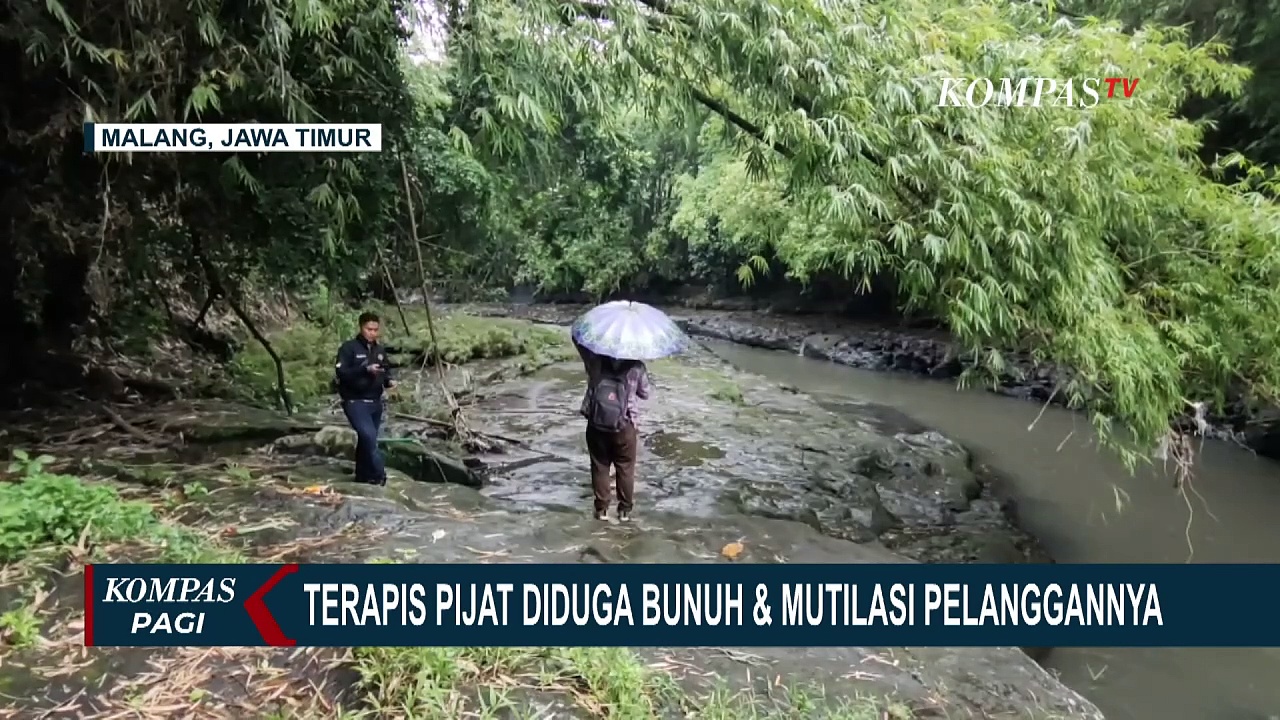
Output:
[358, 312, 380, 326]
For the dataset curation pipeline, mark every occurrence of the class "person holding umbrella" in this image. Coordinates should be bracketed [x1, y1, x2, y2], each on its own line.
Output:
[571, 301, 688, 522]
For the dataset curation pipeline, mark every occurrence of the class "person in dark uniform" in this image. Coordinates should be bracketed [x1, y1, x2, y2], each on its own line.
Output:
[334, 312, 395, 485]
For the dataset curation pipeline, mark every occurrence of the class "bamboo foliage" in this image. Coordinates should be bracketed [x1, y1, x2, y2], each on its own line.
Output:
[449, 0, 1280, 464]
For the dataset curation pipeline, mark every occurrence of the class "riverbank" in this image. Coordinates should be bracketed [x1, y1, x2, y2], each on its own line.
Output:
[467, 300, 1280, 459]
[0, 309, 1100, 718]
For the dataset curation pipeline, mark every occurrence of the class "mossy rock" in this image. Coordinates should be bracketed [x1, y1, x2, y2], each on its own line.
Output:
[275, 426, 484, 488]
[382, 438, 484, 489]
[88, 460, 188, 488]
[142, 400, 323, 443]
[391, 313, 569, 365]
[229, 310, 569, 409]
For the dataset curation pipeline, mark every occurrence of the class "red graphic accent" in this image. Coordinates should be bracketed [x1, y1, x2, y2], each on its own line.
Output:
[244, 564, 299, 646]
[84, 564, 95, 647]
[1103, 77, 1141, 99]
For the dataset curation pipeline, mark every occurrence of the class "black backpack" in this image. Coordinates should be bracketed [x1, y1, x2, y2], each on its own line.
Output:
[586, 364, 633, 432]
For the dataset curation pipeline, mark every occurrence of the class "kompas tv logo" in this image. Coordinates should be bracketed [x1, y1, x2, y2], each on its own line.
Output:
[937, 77, 1140, 108]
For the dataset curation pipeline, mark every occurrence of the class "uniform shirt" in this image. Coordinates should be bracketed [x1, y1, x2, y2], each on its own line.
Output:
[335, 336, 394, 401]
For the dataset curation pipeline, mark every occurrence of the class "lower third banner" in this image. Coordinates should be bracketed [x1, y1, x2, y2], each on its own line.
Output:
[83, 563, 1280, 647]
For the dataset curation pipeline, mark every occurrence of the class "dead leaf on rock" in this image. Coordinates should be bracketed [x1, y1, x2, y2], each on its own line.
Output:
[721, 542, 744, 560]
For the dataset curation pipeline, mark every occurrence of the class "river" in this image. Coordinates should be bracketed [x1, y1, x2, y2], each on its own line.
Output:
[703, 339, 1280, 720]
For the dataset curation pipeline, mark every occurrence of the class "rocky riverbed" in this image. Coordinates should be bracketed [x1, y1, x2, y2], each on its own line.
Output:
[467, 300, 1280, 458]
[0, 313, 1100, 719]
[462, 301, 1065, 406]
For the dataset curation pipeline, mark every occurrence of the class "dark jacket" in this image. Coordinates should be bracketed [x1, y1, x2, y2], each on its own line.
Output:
[335, 336, 394, 401]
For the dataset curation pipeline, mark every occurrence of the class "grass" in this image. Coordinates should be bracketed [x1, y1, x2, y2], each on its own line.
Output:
[0, 451, 238, 566]
[341, 562, 907, 719]
[348, 645, 913, 719]
[0, 595, 43, 648]
[708, 380, 746, 405]
[648, 358, 747, 406]
[0, 449, 242, 667]
[230, 304, 573, 408]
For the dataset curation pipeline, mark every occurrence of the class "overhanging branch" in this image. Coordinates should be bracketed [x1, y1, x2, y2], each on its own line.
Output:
[570, 0, 926, 210]
[570, 0, 790, 157]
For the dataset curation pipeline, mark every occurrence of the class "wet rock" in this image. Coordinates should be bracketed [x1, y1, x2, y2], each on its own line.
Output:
[467, 341, 1050, 567]
[273, 426, 485, 488]
[136, 399, 324, 442]
[733, 465, 896, 543]
[869, 431, 982, 521]
[677, 312, 1049, 393]
[645, 429, 726, 466]
[214, 470, 1091, 717]
[1241, 407, 1280, 458]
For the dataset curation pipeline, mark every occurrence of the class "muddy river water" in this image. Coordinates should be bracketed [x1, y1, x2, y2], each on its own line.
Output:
[705, 339, 1280, 720]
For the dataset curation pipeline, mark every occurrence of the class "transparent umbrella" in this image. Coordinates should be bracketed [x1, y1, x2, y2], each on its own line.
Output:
[570, 301, 689, 360]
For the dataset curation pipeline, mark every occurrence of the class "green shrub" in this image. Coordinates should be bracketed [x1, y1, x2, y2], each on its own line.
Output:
[0, 451, 234, 564]
[0, 451, 156, 563]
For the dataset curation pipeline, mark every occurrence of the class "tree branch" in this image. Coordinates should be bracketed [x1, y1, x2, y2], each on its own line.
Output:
[571, 0, 926, 210]
[193, 236, 293, 415]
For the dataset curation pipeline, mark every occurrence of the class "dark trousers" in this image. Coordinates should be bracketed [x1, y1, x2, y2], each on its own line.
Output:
[586, 425, 638, 513]
[342, 400, 386, 483]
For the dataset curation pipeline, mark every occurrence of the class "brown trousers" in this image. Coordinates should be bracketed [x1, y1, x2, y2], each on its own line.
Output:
[585, 425, 638, 513]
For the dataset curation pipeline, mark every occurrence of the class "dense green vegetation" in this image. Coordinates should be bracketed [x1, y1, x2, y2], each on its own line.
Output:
[1070, 0, 1280, 165]
[0, 451, 235, 566]
[3, 0, 1279, 463]
[230, 297, 573, 408]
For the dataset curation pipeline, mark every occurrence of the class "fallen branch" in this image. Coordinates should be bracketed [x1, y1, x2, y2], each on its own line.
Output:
[226, 294, 293, 415]
[193, 290, 218, 328]
[390, 410, 528, 448]
[99, 402, 177, 448]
